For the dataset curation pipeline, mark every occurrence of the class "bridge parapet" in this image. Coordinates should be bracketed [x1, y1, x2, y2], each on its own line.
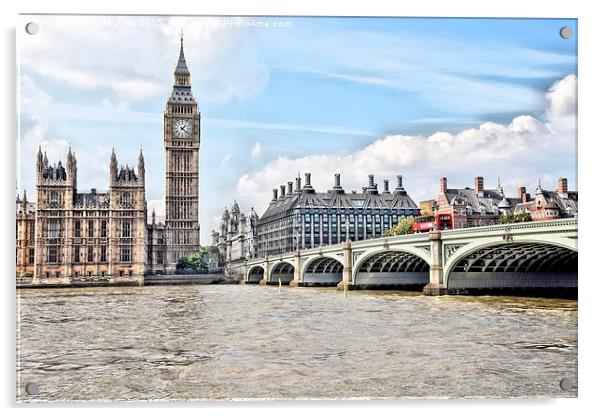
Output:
[243, 219, 577, 295]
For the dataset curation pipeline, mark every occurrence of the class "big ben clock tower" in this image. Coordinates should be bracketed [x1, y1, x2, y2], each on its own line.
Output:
[164, 34, 201, 270]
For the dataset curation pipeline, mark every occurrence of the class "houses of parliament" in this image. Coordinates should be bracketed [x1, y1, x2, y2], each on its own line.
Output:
[16, 36, 201, 283]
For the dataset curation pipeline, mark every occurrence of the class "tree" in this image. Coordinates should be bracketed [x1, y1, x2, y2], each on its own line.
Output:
[176, 252, 208, 271]
[383, 217, 415, 237]
[499, 213, 532, 224]
[200, 245, 220, 256]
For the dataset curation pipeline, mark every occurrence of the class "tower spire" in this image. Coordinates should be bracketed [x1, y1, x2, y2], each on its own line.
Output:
[174, 30, 190, 85]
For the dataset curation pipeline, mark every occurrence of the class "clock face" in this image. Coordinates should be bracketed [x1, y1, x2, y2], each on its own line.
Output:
[173, 119, 192, 138]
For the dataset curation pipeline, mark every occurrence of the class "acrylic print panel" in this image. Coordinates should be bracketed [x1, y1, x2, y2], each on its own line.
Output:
[16, 15, 578, 402]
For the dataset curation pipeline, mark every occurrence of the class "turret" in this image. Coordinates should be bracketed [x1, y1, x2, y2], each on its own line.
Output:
[36, 146, 43, 175]
[66, 146, 77, 188]
[138, 149, 145, 184]
[110, 148, 118, 183]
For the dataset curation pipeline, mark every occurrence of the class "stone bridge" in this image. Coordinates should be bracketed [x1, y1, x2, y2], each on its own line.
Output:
[244, 218, 577, 295]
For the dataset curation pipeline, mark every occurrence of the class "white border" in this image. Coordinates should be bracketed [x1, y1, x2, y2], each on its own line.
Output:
[2, 0, 600, 415]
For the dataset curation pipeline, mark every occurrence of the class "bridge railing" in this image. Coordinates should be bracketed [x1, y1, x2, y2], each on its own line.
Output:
[246, 218, 577, 264]
[439, 218, 577, 238]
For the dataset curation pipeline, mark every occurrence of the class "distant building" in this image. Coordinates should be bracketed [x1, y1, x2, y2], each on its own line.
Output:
[16, 191, 35, 278]
[212, 201, 259, 277]
[256, 173, 420, 257]
[529, 178, 578, 221]
[435, 176, 520, 229]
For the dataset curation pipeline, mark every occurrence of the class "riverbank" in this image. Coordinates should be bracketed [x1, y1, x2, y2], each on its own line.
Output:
[16, 274, 239, 289]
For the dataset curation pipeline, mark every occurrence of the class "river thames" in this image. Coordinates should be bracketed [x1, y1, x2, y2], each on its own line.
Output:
[16, 285, 577, 402]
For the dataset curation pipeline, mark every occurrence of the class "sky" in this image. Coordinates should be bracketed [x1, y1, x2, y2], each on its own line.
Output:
[17, 15, 577, 244]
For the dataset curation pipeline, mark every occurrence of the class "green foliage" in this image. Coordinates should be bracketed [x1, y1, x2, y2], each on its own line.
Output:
[383, 217, 415, 237]
[200, 245, 220, 256]
[20, 272, 34, 278]
[176, 252, 208, 271]
[499, 213, 532, 224]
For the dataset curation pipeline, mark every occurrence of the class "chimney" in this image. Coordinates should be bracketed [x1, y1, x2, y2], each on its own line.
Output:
[287, 181, 293, 195]
[440, 177, 448, 193]
[517, 186, 527, 203]
[397, 175, 403, 189]
[295, 176, 301, 193]
[475, 176, 484, 196]
[280, 185, 286, 198]
[335, 173, 341, 187]
[368, 174, 375, 188]
[383, 179, 390, 193]
[557, 177, 568, 195]
[272, 188, 278, 201]
[302, 173, 315, 193]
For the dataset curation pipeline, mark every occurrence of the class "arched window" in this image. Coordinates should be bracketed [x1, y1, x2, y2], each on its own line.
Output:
[50, 191, 59, 205]
[122, 192, 132, 206]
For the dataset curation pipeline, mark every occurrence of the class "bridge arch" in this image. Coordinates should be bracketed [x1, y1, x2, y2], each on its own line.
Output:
[444, 237, 577, 294]
[268, 260, 295, 285]
[351, 247, 431, 289]
[246, 265, 265, 284]
[300, 254, 344, 286]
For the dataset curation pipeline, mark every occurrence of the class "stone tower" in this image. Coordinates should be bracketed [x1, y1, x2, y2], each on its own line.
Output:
[164, 34, 201, 270]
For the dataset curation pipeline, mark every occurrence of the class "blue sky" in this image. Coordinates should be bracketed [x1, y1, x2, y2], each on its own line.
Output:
[17, 16, 577, 243]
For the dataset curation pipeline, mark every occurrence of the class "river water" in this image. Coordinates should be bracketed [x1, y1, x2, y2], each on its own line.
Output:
[16, 285, 577, 402]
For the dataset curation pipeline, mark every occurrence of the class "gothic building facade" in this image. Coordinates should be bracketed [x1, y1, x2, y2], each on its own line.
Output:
[16, 191, 35, 278]
[16, 36, 201, 283]
[212, 201, 259, 277]
[31, 147, 148, 282]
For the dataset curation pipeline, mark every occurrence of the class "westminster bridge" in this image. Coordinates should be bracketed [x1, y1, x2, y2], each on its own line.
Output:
[243, 218, 577, 295]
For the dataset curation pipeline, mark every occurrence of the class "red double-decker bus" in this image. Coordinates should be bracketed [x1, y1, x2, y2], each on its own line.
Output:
[412, 214, 453, 232]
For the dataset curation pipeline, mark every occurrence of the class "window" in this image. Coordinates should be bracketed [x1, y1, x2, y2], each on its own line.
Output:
[100, 246, 107, 262]
[48, 246, 58, 263]
[122, 192, 132, 206]
[74, 246, 80, 263]
[50, 191, 59, 205]
[87, 246, 94, 262]
[48, 219, 60, 238]
[122, 221, 131, 238]
[74, 220, 81, 237]
[88, 220, 94, 238]
[120, 245, 132, 262]
[100, 220, 107, 237]
[28, 248, 35, 265]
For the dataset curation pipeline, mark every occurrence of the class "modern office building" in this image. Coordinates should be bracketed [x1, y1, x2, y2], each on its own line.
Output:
[256, 173, 420, 257]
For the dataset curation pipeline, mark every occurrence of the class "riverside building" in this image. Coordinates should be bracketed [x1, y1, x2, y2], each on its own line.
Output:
[256, 173, 420, 257]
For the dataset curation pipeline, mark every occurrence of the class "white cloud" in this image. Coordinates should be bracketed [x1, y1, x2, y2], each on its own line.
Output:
[19, 15, 269, 104]
[546, 74, 577, 134]
[235, 75, 577, 215]
[251, 142, 262, 158]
